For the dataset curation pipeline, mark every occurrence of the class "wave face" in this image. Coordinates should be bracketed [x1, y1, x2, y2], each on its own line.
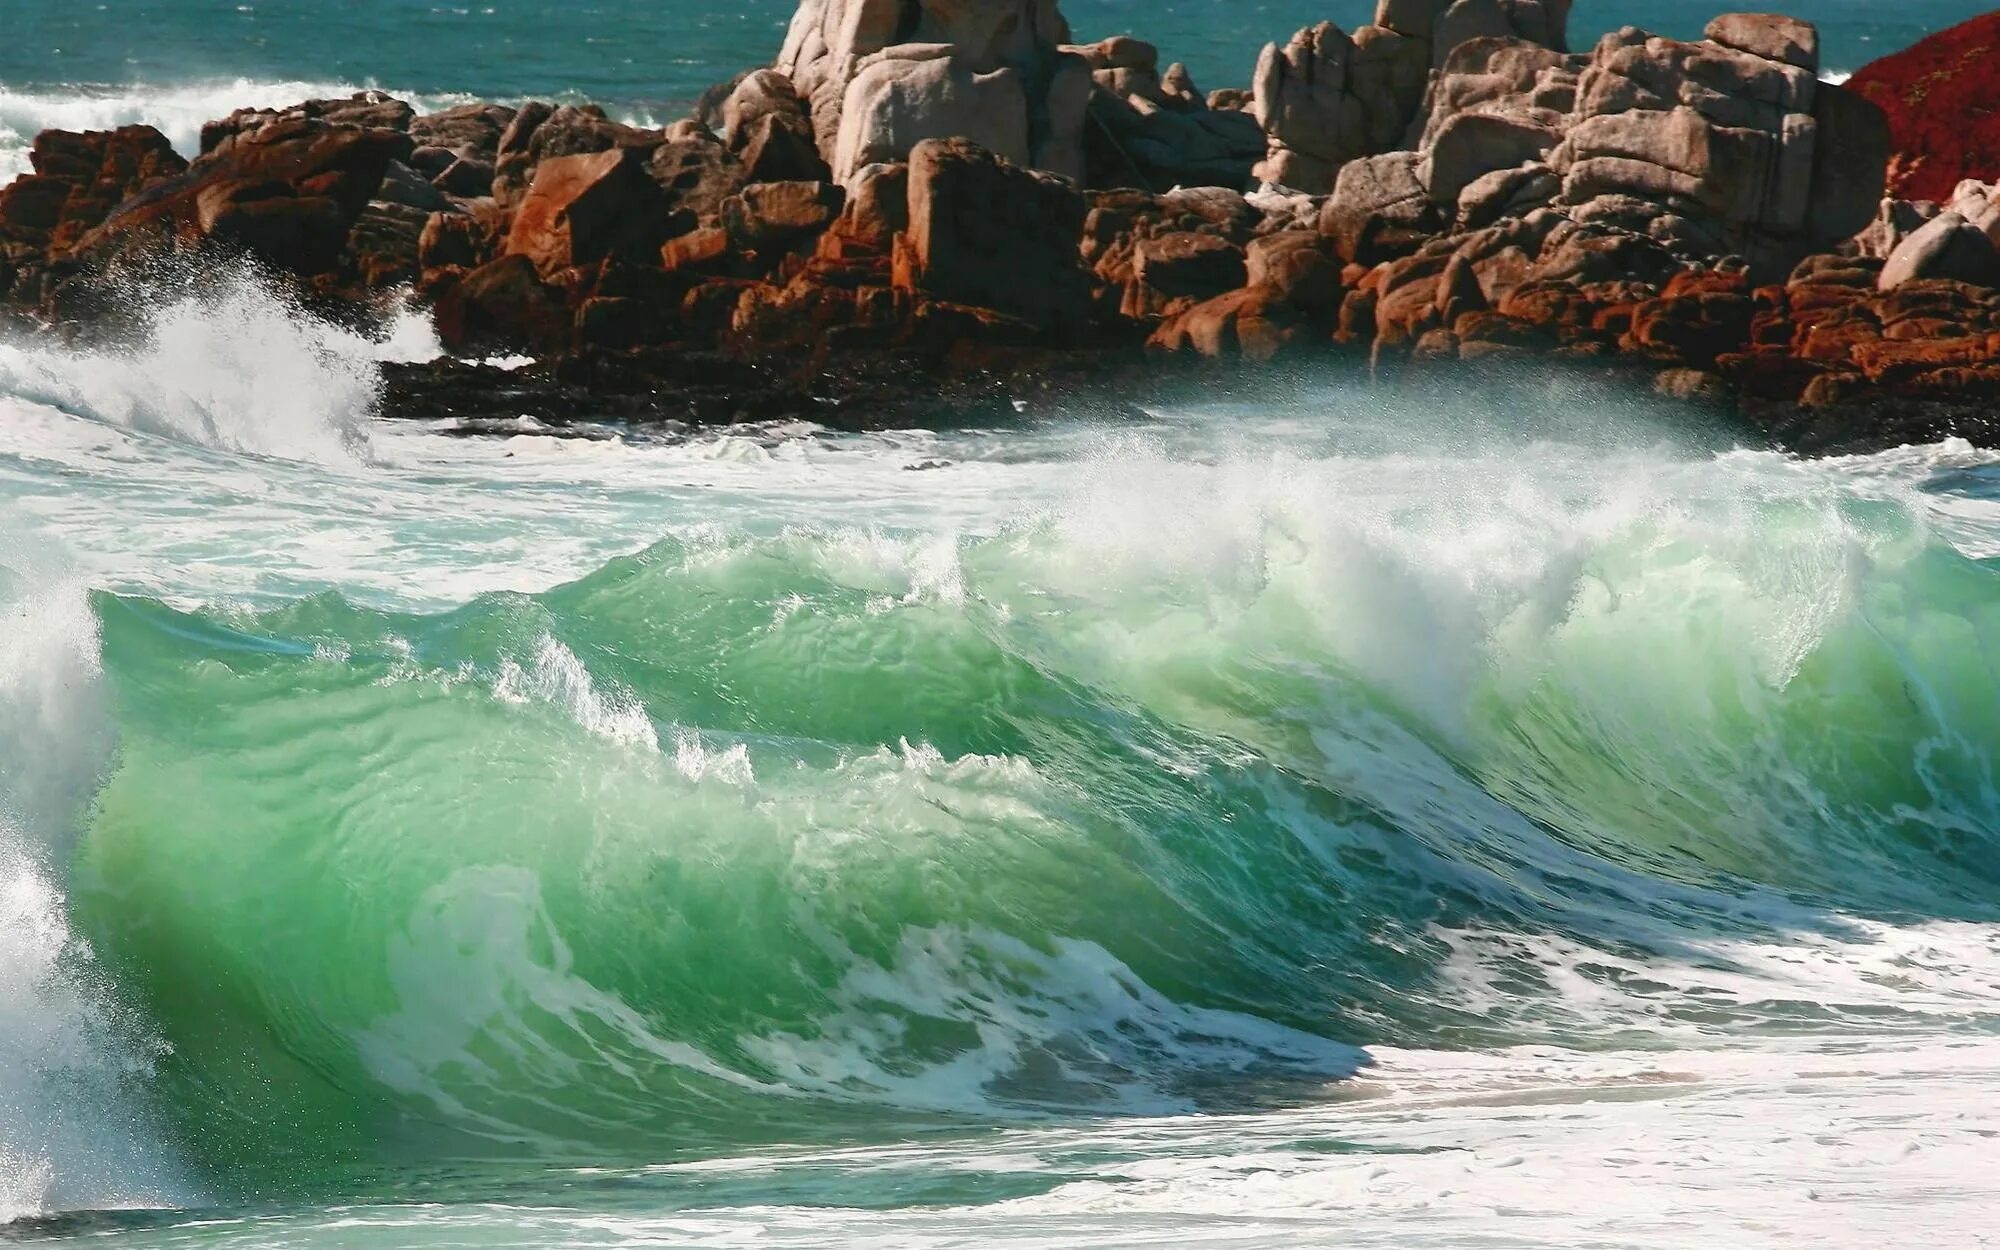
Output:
[49, 441, 2000, 1188]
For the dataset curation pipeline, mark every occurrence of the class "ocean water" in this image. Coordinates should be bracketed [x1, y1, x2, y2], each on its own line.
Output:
[3, 3, 2000, 1247]
[3, 262, 2000, 1248]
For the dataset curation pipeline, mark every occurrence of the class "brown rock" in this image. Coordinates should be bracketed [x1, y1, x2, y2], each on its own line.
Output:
[418, 210, 493, 271]
[661, 225, 733, 275]
[506, 146, 671, 279]
[1246, 231, 1344, 311]
[1133, 232, 1248, 312]
[433, 253, 570, 351]
[893, 138, 1090, 337]
[70, 116, 409, 275]
[721, 180, 844, 253]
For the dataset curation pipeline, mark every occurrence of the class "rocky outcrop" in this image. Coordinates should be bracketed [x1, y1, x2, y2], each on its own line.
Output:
[893, 136, 1090, 335]
[68, 104, 414, 278]
[1065, 37, 1264, 191]
[0, 126, 187, 302]
[1250, 21, 1429, 194]
[2, 5, 1995, 457]
[1848, 11, 2000, 203]
[775, 0, 1089, 181]
[1416, 17, 1888, 278]
[505, 147, 673, 278]
[1250, 0, 1570, 195]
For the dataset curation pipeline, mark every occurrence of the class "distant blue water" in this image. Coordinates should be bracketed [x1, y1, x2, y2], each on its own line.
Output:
[1, 0, 1990, 111]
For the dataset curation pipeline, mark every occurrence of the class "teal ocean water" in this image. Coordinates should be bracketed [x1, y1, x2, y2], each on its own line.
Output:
[1, 0, 1993, 103]
[4, 5, 2000, 1249]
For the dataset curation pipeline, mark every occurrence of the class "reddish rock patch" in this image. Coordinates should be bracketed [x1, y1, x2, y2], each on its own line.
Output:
[1848, 11, 2000, 202]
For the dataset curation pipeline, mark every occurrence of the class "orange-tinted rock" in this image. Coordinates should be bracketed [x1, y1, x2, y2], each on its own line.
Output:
[70, 115, 408, 274]
[433, 253, 570, 351]
[506, 146, 670, 279]
[661, 225, 733, 274]
[1848, 11, 2000, 202]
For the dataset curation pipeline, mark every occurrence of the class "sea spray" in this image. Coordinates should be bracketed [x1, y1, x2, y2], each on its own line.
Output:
[0, 556, 188, 1220]
[0, 265, 439, 466]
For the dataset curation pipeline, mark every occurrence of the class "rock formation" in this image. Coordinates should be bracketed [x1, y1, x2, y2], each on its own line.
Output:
[2, 4, 1997, 455]
[1249, 0, 1570, 195]
[776, 0, 1090, 181]
[1409, 16, 1887, 278]
[1063, 36, 1264, 191]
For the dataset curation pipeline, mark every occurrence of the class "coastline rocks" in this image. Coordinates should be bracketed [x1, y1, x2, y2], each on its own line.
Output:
[505, 147, 673, 278]
[1413, 19, 1889, 278]
[3, 4, 1998, 457]
[775, 0, 1088, 180]
[1251, 0, 1571, 195]
[1320, 151, 1444, 265]
[829, 44, 1087, 182]
[0, 125, 187, 300]
[721, 180, 845, 254]
[1848, 11, 2000, 203]
[1251, 21, 1429, 194]
[1878, 212, 2000, 292]
[1065, 37, 1264, 190]
[71, 111, 412, 277]
[893, 137, 1089, 336]
[433, 253, 570, 351]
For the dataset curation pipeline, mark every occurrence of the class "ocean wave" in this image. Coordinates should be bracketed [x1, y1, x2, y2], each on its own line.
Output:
[50, 465, 2000, 1177]
[0, 558, 189, 1223]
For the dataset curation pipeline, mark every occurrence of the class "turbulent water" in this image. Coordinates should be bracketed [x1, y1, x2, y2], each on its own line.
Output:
[4, 2, 2000, 1242]
[1, 264, 1998, 1247]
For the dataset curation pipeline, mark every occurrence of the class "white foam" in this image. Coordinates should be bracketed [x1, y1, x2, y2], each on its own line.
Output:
[492, 634, 658, 750]
[0, 554, 189, 1222]
[0, 267, 409, 466]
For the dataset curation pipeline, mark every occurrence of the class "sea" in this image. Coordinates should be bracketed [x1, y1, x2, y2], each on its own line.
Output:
[4, 3, 2000, 1249]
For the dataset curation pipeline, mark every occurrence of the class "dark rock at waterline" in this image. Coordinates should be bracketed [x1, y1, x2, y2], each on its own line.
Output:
[378, 345, 1161, 431]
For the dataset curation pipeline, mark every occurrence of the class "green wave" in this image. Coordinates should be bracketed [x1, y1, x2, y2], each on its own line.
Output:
[67, 500, 2000, 1190]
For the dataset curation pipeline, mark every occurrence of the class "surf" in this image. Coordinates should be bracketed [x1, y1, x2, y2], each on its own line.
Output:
[0, 266, 1997, 1235]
